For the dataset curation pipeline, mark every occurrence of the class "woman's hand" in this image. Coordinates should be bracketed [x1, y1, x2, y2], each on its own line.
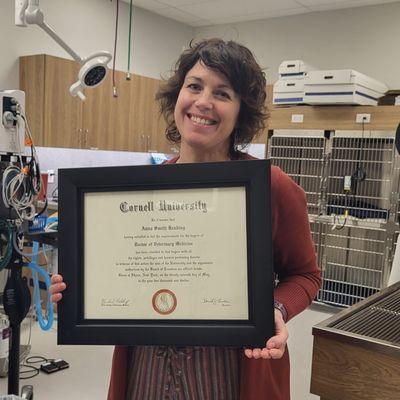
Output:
[244, 308, 289, 359]
[49, 274, 67, 306]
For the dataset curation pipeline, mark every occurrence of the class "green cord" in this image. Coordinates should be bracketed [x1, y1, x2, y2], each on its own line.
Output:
[127, 0, 133, 78]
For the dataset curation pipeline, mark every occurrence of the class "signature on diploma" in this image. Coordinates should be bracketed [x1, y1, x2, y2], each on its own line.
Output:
[101, 297, 131, 307]
[202, 298, 231, 307]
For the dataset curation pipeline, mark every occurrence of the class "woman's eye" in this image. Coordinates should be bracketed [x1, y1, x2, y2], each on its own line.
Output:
[187, 83, 201, 91]
[215, 91, 231, 100]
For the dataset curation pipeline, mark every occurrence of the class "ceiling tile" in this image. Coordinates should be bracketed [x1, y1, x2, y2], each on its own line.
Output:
[181, 0, 302, 20]
[296, 0, 397, 6]
[191, 19, 212, 27]
[128, 0, 399, 27]
[158, 0, 217, 6]
[305, 0, 399, 11]
[208, 7, 310, 25]
[156, 6, 211, 25]
[249, 7, 311, 18]
[296, 0, 357, 5]
[129, 0, 169, 10]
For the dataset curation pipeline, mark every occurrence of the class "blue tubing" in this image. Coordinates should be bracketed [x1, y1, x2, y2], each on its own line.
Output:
[27, 241, 54, 331]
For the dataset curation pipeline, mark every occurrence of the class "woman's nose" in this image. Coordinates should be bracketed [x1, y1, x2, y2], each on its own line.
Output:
[195, 91, 213, 110]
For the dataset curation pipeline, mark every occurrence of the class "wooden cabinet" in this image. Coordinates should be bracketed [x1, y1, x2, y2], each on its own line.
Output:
[20, 54, 82, 148]
[82, 68, 132, 151]
[311, 283, 400, 400]
[19, 54, 171, 153]
[311, 335, 400, 400]
[130, 74, 173, 153]
[249, 85, 273, 145]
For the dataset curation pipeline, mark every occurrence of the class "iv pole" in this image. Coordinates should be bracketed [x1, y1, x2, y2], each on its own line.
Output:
[3, 240, 31, 397]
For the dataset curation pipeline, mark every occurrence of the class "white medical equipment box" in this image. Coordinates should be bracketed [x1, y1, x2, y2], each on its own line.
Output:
[304, 69, 388, 105]
[278, 60, 314, 79]
[273, 79, 305, 105]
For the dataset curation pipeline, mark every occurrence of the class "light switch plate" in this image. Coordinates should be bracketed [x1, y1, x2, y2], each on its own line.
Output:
[356, 113, 371, 123]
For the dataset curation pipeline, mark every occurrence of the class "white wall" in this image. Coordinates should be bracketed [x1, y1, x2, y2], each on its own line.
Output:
[195, 2, 400, 89]
[2, 1, 399, 90]
[0, 0, 194, 89]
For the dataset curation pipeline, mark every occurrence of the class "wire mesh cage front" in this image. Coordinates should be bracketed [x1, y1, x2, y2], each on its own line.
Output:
[268, 130, 399, 308]
[318, 223, 385, 306]
[269, 135, 324, 215]
[327, 136, 394, 223]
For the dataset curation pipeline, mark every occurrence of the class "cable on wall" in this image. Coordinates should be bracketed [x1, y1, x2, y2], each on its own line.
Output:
[126, 0, 134, 80]
[112, 0, 120, 97]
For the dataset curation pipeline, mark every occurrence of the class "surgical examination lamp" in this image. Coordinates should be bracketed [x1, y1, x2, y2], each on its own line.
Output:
[15, 0, 112, 100]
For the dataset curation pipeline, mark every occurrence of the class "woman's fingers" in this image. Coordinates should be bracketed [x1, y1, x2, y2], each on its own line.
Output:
[244, 349, 253, 358]
[50, 274, 63, 284]
[49, 282, 66, 295]
[269, 347, 285, 359]
[49, 274, 66, 305]
[50, 292, 63, 304]
[243, 347, 264, 359]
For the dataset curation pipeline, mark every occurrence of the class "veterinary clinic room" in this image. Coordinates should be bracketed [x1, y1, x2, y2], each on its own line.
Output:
[0, 0, 400, 399]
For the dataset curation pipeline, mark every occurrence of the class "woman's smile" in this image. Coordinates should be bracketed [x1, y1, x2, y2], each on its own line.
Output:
[187, 113, 218, 127]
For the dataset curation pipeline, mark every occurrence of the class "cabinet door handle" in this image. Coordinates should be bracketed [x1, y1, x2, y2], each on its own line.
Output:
[146, 135, 150, 152]
[147, 135, 158, 153]
[141, 134, 145, 151]
[84, 129, 89, 147]
[78, 128, 83, 148]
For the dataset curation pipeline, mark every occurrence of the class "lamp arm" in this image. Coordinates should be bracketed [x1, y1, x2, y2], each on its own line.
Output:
[34, 20, 83, 63]
[23, 1, 83, 63]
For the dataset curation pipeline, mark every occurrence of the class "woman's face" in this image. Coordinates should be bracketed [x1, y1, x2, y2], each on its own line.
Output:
[174, 61, 240, 155]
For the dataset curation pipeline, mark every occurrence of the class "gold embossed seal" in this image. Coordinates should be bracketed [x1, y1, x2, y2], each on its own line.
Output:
[152, 289, 177, 315]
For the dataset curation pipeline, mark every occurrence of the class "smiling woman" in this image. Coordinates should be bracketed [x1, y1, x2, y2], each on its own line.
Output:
[51, 38, 321, 400]
[156, 38, 268, 162]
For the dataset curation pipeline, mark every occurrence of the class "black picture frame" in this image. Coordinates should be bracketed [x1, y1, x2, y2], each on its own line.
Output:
[58, 159, 274, 347]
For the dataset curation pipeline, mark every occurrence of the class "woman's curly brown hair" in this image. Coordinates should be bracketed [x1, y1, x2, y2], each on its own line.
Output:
[156, 38, 268, 159]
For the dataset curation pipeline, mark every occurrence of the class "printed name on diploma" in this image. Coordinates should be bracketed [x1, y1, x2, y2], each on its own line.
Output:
[141, 225, 186, 231]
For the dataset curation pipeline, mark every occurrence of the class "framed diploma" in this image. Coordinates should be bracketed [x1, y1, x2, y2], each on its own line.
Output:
[58, 159, 274, 347]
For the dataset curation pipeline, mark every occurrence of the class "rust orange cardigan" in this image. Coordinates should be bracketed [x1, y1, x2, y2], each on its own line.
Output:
[107, 156, 321, 400]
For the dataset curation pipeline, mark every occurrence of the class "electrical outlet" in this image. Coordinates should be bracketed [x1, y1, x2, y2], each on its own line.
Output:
[291, 114, 304, 123]
[47, 169, 55, 183]
[356, 113, 371, 123]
